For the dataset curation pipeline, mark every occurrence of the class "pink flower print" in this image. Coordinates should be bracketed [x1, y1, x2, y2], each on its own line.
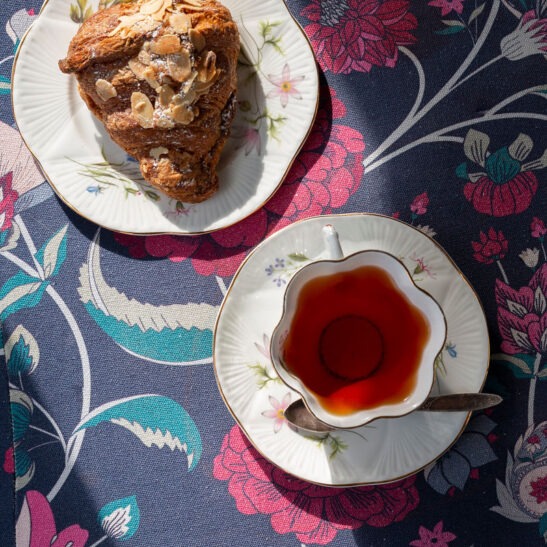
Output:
[501, 9, 547, 61]
[213, 425, 419, 545]
[409, 521, 456, 547]
[268, 64, 305, 108]
[530, 474, 547, 504]
[231, 125, 262, 155]
[301, 0, 418, 74]
[0, 172, 19, 231]
[472, 228, 508, 264]
[428, 0, 465, 16]
[526, 435, 542, 455]
[495, 263, 547, 355]
[262, 393, 291, 433]
[410, 192, 429, 216]
[0, 122, 43, 197]
[3, 446, 14, 474]
[15, 490, 89, 547]
[531, 217, 547, 238]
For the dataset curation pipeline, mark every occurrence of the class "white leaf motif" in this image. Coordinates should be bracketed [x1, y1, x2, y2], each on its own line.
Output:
[0, 282, 41, 315]
[41, 225, 68, 278]
[78, 231, 218, 331]
[507, 299, 528, 317]
[464, 129, 490, 166]
[102, 505, 132, 539]
[508, 133, 533, 161]
[510, 328, 533, 351]
[534, 286, 546, 315]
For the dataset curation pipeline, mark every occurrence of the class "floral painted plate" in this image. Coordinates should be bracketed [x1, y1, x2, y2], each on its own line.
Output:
[214, 213, 490, 486]
[12, 0, 318, 235]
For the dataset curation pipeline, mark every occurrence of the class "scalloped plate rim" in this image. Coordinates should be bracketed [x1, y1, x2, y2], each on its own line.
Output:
[11, 0, 319, 235]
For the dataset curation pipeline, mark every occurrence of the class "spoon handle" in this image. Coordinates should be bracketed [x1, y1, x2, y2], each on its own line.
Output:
[418, 393, 502, 412]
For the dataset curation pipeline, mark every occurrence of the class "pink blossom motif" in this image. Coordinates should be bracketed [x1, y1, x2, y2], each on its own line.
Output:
[3, 446, 14, 474]
[267, 64, 305, 107]
[6, 9, 38, 46]
[213, 425, 419, 545]
[0, 172, 18, 231]
[15, 490, 89, 547]
[410, 192, 429, 216]
[409, 521, 457, 547]
[458, 131, 543, 217]
[501, 9, 547, 61]
[428, 0, 465, 16]
[116, 88, 365, 278]
[261, 393, 291, 433]
[471, 228, 508, 264]
[531, 217, 547, 238]
[231, 125, 262, 155]
[495, 264, 547, 355]
[530, 474, 547, 504]
[0, 122, 44, 196]
[301, 0, 418, 74]
[498, 272, 546, 355]
[526, 435, 542, 455]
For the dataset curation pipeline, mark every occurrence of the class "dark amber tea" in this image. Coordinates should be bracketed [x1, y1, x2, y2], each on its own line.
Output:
[281, 265, 431, 416]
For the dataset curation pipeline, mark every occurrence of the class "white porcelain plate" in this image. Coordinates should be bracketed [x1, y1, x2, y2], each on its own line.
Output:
[214, 214, 490, 486]
[12, 0, 318, 235]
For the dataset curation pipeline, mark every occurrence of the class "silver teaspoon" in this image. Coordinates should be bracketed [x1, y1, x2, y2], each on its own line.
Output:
[284, 393, 503, 434]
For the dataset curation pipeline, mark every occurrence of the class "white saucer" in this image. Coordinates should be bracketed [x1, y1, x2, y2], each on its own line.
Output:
[214, 214, 490, 486]
[12, 0, 318, 235]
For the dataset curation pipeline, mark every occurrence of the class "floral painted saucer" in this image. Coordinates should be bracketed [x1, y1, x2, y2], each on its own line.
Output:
[214, 213, 490, 486]
[12, 0, 318, 235]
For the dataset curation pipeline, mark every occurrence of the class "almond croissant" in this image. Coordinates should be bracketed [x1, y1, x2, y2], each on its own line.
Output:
[59, 0, 239, 203]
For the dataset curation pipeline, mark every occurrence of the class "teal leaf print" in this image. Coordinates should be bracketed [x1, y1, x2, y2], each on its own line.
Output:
[79, 232, 216, 364]
[98, 496, 140, 540]
[5, 325, 40, 377]
[14, 446, 35, 491]
[74, 395, 202, 470]
[485, 147, 521, 185]
[455, 162, 468, 179]
[0, 271, 48, 320]
[539, 513, 547, 538]
[34, 225, 69, 278]
[0, 76, 10, 95]
[435, 23, 465, 35]
[10, 389, 33, 443]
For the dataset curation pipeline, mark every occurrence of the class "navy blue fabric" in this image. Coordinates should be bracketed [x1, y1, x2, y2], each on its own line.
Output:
[1, 1, 546, 546]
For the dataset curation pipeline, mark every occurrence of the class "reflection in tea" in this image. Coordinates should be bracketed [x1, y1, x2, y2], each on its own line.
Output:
[281, 265, 431, 415]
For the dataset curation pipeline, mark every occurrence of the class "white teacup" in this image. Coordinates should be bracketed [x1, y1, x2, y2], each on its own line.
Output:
[270, 225, 447, 429]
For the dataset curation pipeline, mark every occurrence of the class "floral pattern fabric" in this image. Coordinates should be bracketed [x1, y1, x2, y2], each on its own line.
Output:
[0, 0, 546, 546]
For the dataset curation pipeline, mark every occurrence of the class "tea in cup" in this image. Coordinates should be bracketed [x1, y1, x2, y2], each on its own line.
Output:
[270, 225, 447, 429]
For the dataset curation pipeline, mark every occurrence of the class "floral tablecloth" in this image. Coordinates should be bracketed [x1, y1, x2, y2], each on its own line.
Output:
[1, 0, 546, 545]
